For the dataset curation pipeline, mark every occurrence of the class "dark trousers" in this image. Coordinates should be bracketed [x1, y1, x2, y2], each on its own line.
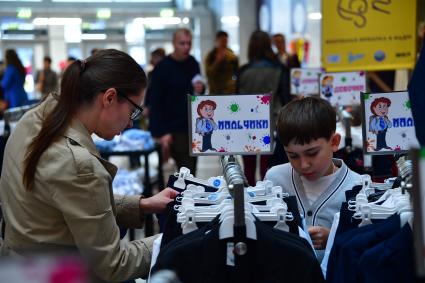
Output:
[376, 129, 388, 150]
[171, 132, 197, 175]
[201, 132, 213, 152]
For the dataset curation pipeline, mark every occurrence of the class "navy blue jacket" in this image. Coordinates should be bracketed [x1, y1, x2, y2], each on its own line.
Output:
[153, 217, 324, 283]
[358, 223, 414, 283]
[146, 55, 200, 137]
[408, 45, 425, 146]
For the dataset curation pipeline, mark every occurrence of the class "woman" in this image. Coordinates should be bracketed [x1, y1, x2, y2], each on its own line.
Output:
[0, 49, 177, 282]
[1, 49, 28, 110]
[237, 30, 290, 186]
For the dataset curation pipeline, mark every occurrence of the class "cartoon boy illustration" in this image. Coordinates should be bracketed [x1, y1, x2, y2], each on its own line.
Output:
[321, 75, 334, 101]
[195, 100, 217, 152]
[291, 70, 302, 94]
[369, 97, 392, 151]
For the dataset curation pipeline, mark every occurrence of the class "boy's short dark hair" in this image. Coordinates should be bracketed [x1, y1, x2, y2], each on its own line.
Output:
[43, 56, 52, 63]
[277, 97, 336, 146]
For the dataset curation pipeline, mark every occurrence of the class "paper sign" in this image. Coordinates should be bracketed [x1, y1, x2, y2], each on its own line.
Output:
[188, 94, 272, 156]
[319, 71, 366, 106]
[290, 68, 322, 96]
[322, 0, 416, 71]
[361, 91, 419, 155]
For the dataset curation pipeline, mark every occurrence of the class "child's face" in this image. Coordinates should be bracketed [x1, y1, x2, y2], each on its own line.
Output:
[284, 134, 341, 181]
[373, 102, 388, 117]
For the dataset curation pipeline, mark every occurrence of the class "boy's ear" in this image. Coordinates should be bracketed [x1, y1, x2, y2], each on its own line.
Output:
[330, 133, 341, 152]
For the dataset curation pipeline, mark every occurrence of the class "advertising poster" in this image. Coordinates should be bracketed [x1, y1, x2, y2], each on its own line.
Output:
[319, 71, 366, 106]
[188, 94, 272, 156]
[322, 0, 416, 71]
[361, 91, 419, 155]
[290, 68, 322, 96]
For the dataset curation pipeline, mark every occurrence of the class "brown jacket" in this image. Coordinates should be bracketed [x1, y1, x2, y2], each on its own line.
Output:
[205, 48, 239, 94]
[0, 95, 156, 282]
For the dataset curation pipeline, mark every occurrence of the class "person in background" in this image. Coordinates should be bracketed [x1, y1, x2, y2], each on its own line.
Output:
[147, 28, 202, 174]
[35, 56, 58, 99]
[143, 48, 166, 122]
[0, 60, 5, 103]
[58, 56, 77, 86]
[205, 30, 239, 95]
[0, 49, 178, 282]
[272, 33, 301, 69]
[0, 49, 28, 111]
[192, 74, 206, 96]
[237, 30, 290, 186]
[148, 48, 166, 80]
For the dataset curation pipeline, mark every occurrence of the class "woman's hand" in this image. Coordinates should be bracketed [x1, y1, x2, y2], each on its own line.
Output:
[139, 187, 179, 214]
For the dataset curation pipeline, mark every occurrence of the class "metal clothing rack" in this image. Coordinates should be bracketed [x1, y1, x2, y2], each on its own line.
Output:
[220, 155, 249, 264]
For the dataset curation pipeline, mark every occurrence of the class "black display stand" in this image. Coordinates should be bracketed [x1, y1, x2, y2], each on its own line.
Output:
[99, 143, 164, 239]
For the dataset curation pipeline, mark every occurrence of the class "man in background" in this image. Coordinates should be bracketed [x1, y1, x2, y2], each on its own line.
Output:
[147, 28, 202, 174]
[272, 33, 300, 69]
[35, 56, 58, 98]
[205, 31, 238, 94]
[147, 47, 166, 80]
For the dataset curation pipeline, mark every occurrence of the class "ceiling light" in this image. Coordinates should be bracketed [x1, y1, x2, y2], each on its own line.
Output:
[33, 17, 82, 26]
[308, 12, 322, 20]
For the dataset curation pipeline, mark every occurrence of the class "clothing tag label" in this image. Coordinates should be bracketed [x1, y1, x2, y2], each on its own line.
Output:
[226, 242, 235, 266]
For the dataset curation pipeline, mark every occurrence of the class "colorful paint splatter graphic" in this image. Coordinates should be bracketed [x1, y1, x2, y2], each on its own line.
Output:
[363, 93, 371, 100]
[244, 145, 260, 152]
[217, 147, 227, 152]
[261, 135, 271, 146]
[192, 139, 201, 152]
[403, 100, 411, 110]
[250, 106, 259, 113]
[228, 102, 241, 113]
[248, 133, 257, 141]
[257, 95, 270, 105]
[191, 96, 198, 102]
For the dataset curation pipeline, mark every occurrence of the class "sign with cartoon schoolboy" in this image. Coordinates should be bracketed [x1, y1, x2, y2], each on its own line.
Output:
[290, 68, 322, 96]
[188, 94, 273, 156]
[319, 71, 366, 106]
[361, 91, 420, 155]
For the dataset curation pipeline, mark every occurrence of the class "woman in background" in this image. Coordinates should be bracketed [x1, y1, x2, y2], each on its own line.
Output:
[237, 30, 290, 186]
[1, 49, 28, 110]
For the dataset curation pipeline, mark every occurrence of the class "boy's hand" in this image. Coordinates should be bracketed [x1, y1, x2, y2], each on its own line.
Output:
[308, 226, 330, 250]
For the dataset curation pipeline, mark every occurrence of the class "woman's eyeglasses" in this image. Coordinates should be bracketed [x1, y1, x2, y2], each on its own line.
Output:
[117, 90, 144, 121]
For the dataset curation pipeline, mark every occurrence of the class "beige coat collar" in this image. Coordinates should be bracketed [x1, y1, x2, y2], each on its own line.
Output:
[46, 94, 118, 178]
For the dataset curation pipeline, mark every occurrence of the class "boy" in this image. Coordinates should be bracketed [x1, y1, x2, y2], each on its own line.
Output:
[264, 97, 361, 261]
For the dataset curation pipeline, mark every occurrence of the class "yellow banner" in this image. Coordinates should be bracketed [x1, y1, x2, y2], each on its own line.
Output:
[322, 0, 417, 71]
